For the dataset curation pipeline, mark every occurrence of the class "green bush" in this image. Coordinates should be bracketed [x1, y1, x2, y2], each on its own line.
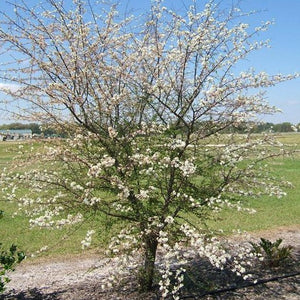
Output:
[0, 211, 25, 293]
[0, 243, 25, 293]
[250, 238, 293, 267]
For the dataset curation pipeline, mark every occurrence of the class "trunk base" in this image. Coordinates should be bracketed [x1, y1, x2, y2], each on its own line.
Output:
[138, 235, 158, 292]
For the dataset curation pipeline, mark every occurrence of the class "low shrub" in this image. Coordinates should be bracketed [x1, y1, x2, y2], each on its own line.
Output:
[250, 238, 293, 267]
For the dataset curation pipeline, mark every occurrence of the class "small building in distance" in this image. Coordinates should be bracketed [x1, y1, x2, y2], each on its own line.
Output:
[0, 129, 32, 141]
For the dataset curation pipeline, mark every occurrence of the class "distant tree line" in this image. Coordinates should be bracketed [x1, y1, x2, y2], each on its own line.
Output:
[226, 122, 299, 133]
[188, 121, 299, 134]
[253, 122, 299, 133]
[0, 122, 298, 136]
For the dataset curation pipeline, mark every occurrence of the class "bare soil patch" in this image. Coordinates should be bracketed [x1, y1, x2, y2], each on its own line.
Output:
[1, 226, 299, 299]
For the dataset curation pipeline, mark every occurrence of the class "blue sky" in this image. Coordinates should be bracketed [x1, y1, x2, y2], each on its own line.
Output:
[123, 0, 300, 124]
[0, 0, 299, 124]
[240, 0, 300, 124]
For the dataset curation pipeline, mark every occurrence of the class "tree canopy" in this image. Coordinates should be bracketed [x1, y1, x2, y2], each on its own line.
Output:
[0, 0, 298, 297]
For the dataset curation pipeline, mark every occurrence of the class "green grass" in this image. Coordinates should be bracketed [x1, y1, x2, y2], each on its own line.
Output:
[208, 157, 300, 232]
[0, 204, 116, 258]
[275, 132, 300, 145]
[0, 141, 20, 168]
[0, 134, 299, 259]
[203, 133, 300, 233]
[0, 141, 115, 258]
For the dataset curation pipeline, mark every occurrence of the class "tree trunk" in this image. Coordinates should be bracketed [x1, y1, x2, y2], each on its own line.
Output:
[139, 234, 158, 292]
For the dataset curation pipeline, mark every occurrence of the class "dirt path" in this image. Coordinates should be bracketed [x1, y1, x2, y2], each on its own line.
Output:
[2, 225, 299, 299]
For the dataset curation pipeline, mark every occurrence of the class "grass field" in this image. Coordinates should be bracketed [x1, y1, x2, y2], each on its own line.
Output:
[0, 133, 299, 259]
[0, 141, 112, 258]
[208, 157, 300, 232]
[210, 133, 300, 232]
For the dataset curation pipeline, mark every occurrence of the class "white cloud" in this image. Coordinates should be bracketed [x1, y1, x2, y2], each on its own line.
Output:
[0, 82, 21, 92]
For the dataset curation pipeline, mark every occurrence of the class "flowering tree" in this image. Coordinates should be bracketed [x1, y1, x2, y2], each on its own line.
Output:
[0, 0, 297, 297]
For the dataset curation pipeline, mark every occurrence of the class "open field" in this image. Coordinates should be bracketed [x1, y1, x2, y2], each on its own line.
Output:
[0, 133, 299, 259]
[0, 141, 117, 258]
[208, 157, 300, 232]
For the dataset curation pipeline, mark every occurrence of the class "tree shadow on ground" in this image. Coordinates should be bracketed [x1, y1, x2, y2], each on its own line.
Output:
[1, 249, 299, 299]
[181, 257, 246, 296]
[179, 249, 300, 299]
[0, 288, 64, 300]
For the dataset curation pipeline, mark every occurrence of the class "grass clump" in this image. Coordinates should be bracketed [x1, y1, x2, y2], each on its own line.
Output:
[250, 238, 293, 267]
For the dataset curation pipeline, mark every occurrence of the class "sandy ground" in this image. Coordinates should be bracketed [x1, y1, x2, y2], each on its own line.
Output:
[2, 225, 299, 299]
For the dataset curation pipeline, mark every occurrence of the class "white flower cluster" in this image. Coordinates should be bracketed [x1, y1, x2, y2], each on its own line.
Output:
[129, 123, 168, 138]
[207, 196, 256, 214]
[178, 159, 196, 177]
[101, 155, 115, 168]
[291, 124, 299, 132]
[136, 189, 150, 200]
[87, 163, 102, 177]
[81, 230, 95, 249]
[83, 196, 101, 206]
[87, 155, 115, 177]
[99, 228, 142, 290]
[29, 212, 83, 229]
[157, 230, 187, 299]
[130, 152, 158, 166]
[169, 139, 186, 149]
[111, 203, 132, 213]
[93, 219, 262, 299]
